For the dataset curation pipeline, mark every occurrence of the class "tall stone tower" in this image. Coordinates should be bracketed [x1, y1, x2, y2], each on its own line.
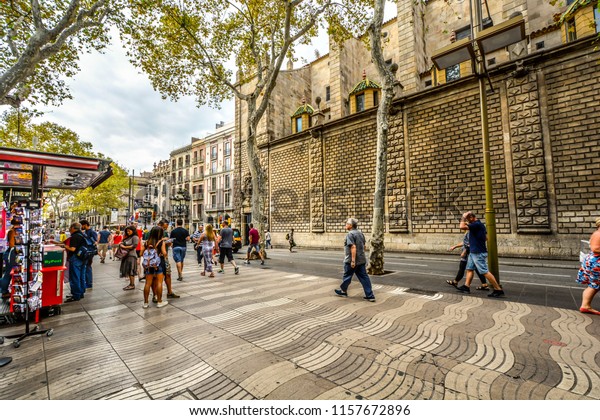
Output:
[395, 0, 427, 94]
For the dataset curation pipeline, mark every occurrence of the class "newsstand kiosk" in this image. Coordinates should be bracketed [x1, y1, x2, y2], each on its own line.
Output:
[0, 147, 112, 348]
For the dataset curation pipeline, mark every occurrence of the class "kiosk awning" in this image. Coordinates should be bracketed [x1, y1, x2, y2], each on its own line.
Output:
[0, 147, 112, 192]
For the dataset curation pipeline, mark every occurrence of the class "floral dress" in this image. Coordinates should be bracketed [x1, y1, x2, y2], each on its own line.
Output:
[577, 252, 600, 290]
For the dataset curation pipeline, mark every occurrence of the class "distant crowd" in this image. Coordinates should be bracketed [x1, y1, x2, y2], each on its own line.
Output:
[4, 211, 596, 317]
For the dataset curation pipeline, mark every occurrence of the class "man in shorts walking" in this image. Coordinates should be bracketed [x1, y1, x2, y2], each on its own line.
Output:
[217, 221, 239, 274]
[170, 219, 190, 281]
[245, 223, 264, 265]
[97, 226, 112, 263]
[456, 211, 505, 298]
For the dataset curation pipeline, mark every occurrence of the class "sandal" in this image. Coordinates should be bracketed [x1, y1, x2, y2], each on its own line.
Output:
[580, 307, 600, 315]
[209, 273, 214, 278]
[446, 280, 458, 287]
[123, 285, 135, 291]
[201, 271, 205, 276]
[476, 284, 489, 290]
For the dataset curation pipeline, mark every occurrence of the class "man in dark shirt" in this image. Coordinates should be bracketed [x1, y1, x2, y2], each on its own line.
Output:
[170, 219, 190, 281]
[80, 220, 97, 290]
[218, 221, 239, 274]
[64, 222, 87, 302]
[456, 211, 505, 298]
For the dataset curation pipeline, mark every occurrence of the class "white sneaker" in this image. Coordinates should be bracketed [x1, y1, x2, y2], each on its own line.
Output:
[142, 303, 149, 309]
[156, 301, 169, 308]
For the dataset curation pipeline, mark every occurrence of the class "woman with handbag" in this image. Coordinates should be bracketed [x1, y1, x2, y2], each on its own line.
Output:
[119, 226, 139, 291]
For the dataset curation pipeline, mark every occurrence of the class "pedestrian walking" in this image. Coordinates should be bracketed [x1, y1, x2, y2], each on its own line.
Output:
[140, 226, 168, 308]
[80, 219, 97, 290]
[455, 211, 504, 297]
[120, 226, 139, 291]
[245, 223, 265, 265]
[191, 225, 203, 267]
[217, 220, 240, 275]
[97, 226, 112, 263]
[287, 228, 296, 252]
[334, 218, 376, 302]
[199, 224, 216, 277]
[155, 219, 179, 301]
[447, 232, 488, 290]
[577, 217, 600, 315]
[170, 219, 190, 281]
[265, 229, 272, 249]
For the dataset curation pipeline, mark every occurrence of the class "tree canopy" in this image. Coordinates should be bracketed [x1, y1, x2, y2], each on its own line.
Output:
[120, 0, 371, 242]
[0, 0, 122, 108]
[0, 108, 128, 218]
[120, 0, 358, 107]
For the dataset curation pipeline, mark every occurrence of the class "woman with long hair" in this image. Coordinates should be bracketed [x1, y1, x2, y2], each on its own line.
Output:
[577, 217, 600, 315]
[140, 226, 168, 308]
[120, 226, 139, 290]
[200, 224, 216, 277]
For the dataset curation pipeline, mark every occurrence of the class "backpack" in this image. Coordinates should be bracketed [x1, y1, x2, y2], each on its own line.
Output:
[142, 245, 161, 269]
[75, 232, 98, 260]
[285, 233, 290, 240]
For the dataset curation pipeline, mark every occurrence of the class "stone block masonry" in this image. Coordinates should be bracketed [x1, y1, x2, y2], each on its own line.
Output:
[256, 42, 600, 259]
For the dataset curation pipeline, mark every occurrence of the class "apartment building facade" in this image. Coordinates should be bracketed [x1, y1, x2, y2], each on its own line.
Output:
[169, 144, 192, 229]
[203, 122, 235, 226]
[190, 137, 206, 228]
[149, 159, 171, 222]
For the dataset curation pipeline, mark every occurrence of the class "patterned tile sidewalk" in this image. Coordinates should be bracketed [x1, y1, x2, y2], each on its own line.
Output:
[0, 259, 598, 400]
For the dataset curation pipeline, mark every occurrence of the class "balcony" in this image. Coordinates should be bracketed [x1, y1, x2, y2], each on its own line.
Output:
[193, 193, 204, 200]
[192, 174, 204, 181]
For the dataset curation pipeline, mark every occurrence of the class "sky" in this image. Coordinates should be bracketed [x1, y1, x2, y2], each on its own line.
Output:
[13, 30, 329, 175]
[1, 4, 396, 174]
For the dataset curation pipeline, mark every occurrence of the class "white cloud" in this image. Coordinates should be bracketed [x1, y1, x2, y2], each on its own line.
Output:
[3, 4, 396, 173]
[28, 38, 234, 173]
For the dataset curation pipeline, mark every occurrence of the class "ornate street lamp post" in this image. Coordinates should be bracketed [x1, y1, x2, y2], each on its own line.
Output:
[431, 2, 525, 281]
[170, 189, 191, 228]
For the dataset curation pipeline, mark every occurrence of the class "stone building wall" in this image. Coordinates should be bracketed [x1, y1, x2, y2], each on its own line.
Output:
[545, 48, 600, 237]
[405, 84, 511, 235]
[263, 40, 600, 259]
[269, 139, 310, 233]
[323, 117, 378, 234]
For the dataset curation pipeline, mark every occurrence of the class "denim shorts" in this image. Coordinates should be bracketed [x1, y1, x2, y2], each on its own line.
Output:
[466, 252, 489, 275]
[172, 246, 186, 263]
[247, 243, 260, 254]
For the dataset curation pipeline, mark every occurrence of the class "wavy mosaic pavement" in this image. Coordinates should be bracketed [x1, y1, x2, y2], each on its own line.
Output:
[1, 262, 598, 400]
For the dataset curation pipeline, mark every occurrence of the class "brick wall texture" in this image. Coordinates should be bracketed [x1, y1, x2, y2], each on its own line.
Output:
[236, 43, 600, 258]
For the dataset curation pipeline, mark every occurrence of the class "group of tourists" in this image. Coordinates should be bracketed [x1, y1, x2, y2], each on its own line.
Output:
[43, 208, 600, 316]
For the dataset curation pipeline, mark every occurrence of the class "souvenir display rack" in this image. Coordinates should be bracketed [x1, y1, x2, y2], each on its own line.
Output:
[0, 201, 53, 347]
